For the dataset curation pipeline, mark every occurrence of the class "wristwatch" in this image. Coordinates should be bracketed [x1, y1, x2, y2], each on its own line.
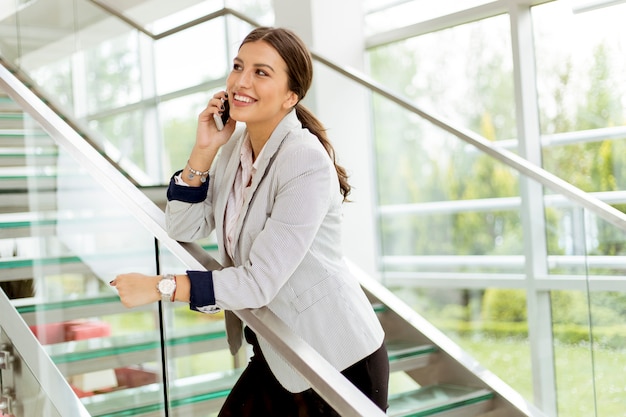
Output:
[157, 274, 176, 302]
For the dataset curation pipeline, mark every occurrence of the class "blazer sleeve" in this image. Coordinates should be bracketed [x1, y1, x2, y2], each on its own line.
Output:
[165, 129, 244, 242]
[165, 169, 216, 242]
[211, 141, 336, 310]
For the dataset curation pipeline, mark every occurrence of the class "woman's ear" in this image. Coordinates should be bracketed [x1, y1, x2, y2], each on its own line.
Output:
[283, 91, 299, 109]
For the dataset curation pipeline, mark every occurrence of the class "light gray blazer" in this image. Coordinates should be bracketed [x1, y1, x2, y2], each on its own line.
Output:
[165, 110, 384, 392]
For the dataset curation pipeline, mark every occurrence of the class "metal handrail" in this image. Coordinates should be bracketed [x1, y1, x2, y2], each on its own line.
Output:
[0, 62, 385, 416]
[86, 2, 626, 233]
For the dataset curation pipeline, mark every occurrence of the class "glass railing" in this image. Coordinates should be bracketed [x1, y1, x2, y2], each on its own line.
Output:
[549, 208, 626, 417]
[0, 59, 388, 416]
[0, 92, 238, 415]
[358, 66, 626, 417]
[361, 6, 626, 417]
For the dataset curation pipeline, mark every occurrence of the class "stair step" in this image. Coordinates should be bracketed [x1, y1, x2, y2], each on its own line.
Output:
[0, 112, 28, 128]
[0, 128, 51, 140]
[0, 190, 57, 212]
[0, 209, 141, 238]
[388, 384, 493, 417]
[81, 369, 242, 417]
[0, 210, 59, 238]
[14, 294, 127, 325]
[0, 112, 23, 118]
[386, 341, 437, 372]
[0, 166, 59, 189]
[0, 147, 59, 167]
[0, 253, 93, 281]
[0, 97, 21, 112]
[46, 322, 228, 376]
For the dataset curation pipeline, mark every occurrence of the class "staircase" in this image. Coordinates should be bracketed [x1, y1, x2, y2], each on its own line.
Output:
[0, 75, 541, 416]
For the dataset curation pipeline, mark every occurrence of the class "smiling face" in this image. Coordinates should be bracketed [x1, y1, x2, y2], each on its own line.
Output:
[226, 40, 298, 140]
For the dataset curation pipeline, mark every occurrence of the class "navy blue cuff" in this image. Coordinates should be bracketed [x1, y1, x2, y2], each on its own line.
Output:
[167, 170, 209, 203]
[187, 270, 220, 313]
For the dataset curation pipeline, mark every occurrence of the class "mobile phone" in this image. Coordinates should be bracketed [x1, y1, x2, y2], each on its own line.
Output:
[213, 99, 230, 131]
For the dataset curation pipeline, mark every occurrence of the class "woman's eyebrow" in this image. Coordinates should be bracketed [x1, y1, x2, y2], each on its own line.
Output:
[254, 63, 275, 72]
[233, 56, 275, 73]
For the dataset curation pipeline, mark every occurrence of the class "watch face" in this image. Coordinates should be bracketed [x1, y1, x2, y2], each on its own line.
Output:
[158, 279, 176, 295]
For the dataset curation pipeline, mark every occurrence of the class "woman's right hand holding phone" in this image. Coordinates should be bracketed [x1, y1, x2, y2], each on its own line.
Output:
[195, 91, 234, 151]
[184, 91, 235, 186]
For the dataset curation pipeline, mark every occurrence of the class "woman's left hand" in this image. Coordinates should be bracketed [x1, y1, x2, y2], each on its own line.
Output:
[110, 273, 161, 308]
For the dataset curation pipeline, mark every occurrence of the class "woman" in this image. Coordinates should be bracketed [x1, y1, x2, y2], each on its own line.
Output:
[111, 27, 388, 416]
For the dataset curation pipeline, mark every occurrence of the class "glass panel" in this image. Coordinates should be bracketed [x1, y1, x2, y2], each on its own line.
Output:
[4, 0, 271, 188]
[549, 204, 595, 417]
[587, 289, 626, 417]
[157, 246, 242, 415]
[89, 109, 146, 172]
[28, 60, 75, 115]
[584, 211, 626, 417]
[533, 2, 626, 193]
[534, 12, 626, 413]
[159, 92, 212, 178]
[365, 9, 620, 415]
[153, 18, 228, 96]
[368, 15, 516, 141]
[0, 2, 20, 65]
[365, 11, 540, 413]
[224, 0, 274, 26]
[0, 106, 169, 415]
[319, 12, 535, 406]
[5, 1, 265, 187]
[551, 288, 596, 416]
[93, 0, 274, 34]
[107, 0, 222, 34]
[388, 286, 533, 402]
[16, 0, 119, 83]
[372, 101, 523, 267]
[13, 0, 158, 183]
[364, 0, 494, 36]
[550, 204, 626, 417]
[83, 32, 142, 115]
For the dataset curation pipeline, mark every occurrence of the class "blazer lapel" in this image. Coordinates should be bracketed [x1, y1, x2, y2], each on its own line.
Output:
[214, 129, 246, 260]
[231, 110, 300, 256]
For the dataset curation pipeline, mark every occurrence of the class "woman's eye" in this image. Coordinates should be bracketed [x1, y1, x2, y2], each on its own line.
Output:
[233, 63, 242, 71]
[256, 69, 268, 76]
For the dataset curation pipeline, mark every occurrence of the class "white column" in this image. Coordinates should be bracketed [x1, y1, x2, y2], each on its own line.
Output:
[509, 3, 558, 416]
[274, 0, 380, 278]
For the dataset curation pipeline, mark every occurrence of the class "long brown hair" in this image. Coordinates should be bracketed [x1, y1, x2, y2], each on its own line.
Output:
[240, 27, 351, 201]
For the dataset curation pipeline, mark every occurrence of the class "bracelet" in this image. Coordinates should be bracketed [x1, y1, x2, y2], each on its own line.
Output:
[186, 160, 210, 183]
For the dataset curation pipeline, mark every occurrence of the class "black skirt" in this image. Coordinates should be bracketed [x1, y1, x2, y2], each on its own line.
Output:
[218, 327, 389, 417]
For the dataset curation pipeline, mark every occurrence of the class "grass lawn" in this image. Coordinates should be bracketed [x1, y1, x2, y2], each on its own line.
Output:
[457, 337, 626, 417]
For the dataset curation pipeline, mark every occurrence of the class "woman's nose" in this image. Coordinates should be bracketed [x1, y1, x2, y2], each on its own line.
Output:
[236, 69, 253, 88]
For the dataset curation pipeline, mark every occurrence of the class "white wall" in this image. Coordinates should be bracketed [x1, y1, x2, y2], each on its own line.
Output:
[274, 0, 380, 278]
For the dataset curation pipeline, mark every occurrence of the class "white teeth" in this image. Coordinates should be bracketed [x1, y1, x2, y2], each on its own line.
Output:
[234, 94, 254, 103]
